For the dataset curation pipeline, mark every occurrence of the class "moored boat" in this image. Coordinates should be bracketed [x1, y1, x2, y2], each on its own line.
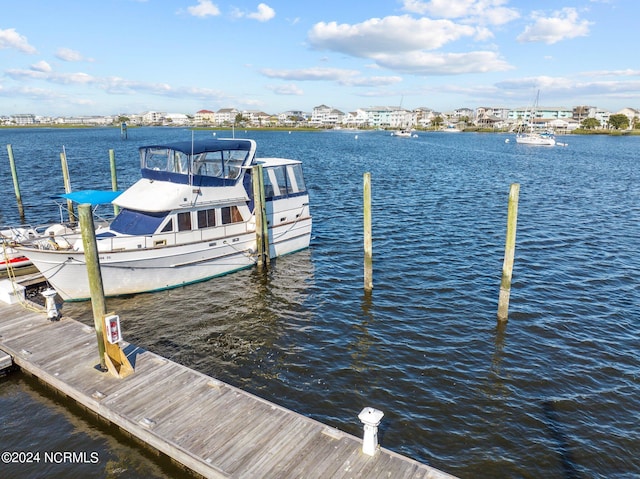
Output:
[515, 130, 556, 146]
[514, 90, 556, 146]
[16, 138, 312, 300]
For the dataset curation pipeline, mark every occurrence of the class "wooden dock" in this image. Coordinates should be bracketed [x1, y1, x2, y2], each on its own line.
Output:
[0, 299, 456, 479]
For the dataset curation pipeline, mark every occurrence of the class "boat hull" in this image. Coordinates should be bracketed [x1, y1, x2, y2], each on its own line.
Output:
[21, 219, 311, 301]
[515, 134, 556, 146]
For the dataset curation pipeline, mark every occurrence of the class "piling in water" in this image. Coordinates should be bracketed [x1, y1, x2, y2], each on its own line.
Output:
[497, 183, 520, 322]
[6, 144, 25, 222]
[78, 204, 107, 369]
[60, 147, 76, 223]
[109, 149, 120, 216]
[364, 172, 373, 292]
[252, 164, 270, 268]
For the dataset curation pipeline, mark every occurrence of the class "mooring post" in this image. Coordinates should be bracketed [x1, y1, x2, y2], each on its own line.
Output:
[252, 164, 270, 268]
[60, 147, 76, 223]
[78, 203, 107, 370]
[109, 149, 120, 216]
[497, 183, 520, 322]
[364, 172, 373, 292]
[359, 407, 384, 456]
[6, 144, 25, 222]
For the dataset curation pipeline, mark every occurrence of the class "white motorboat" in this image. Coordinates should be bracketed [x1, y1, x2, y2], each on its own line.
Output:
[16, 138, 312, 300]
[391, 129, 413, 138]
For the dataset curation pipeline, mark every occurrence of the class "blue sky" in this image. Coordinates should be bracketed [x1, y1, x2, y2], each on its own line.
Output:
[1, 0, 638, 116]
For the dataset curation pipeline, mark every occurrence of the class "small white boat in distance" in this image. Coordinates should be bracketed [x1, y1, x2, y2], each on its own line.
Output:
[515, 130, 556, 146]
[391, 129, 413, 138]
[515, 90, 556, 146]
[17, 138, 312, 300]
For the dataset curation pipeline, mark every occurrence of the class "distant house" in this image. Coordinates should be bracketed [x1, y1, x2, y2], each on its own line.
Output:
[215, 108, 240, 125]
[195, 109, 215, 125]
[11, 114, 36, 125]
[142, 111, 166, 124]
[310, 105, 344, 127]
[164, 113, 189, 125]
[617, 107, 640, 127]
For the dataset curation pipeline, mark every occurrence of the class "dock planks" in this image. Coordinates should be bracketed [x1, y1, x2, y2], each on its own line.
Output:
[0, 300, 457, 479]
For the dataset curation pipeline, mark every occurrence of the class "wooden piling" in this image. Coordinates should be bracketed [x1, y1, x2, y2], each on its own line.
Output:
[252, 164, 270, 268]
[6, 144, 25, 222]
[497, 183, 520, 322]
[109, 149, 120, 216]
[60, 147, 76, 223]
[364, 172, 373, 292]
[78, 203, 107, 369]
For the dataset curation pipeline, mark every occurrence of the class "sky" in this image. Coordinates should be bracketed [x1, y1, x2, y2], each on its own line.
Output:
[1, 0, 638, 117]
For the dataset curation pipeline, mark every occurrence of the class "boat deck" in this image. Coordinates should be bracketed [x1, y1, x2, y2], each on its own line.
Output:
[0, 299, 456, 479]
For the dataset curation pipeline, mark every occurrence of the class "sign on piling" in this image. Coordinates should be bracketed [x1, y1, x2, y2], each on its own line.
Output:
[497, 183, 520, 322]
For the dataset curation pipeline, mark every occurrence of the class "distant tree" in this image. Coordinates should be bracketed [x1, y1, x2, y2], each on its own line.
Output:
[581, 118, 600, 129]
[633, 117, 640, 129]
[609, 114, 629, 130]
[432, 115, 444, 128]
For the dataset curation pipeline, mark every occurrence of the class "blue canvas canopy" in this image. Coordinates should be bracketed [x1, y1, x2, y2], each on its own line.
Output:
[58, 190, 122, 205]
[140, 139, 254, 155]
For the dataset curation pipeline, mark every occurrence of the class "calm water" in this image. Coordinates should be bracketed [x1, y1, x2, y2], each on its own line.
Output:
[1, 128, 639, 478]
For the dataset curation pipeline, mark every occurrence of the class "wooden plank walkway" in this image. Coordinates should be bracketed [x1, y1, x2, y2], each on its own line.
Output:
[0, 299, 457, 479]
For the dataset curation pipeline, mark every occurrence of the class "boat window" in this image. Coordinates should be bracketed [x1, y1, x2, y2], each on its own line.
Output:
[110, 209, 168, 235]
[263, 169, 276, 198]
[177, 212, 192, 231]
[160, 218, 174, 233]
[221, 206, 243, 224]
[290, 164, 306, 192]
[142, 148, 189, 174]
[197, 209, 216, 229]
[265, 166, 291, 196]
[193, 150, 247, 180]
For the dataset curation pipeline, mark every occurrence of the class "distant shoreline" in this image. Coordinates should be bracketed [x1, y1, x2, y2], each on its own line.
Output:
[1, 124, 638, 135]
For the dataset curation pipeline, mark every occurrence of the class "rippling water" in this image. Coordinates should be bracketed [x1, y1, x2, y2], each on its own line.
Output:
[2, 128, 639, 478]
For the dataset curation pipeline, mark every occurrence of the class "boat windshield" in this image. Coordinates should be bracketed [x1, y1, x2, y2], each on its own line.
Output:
[140, 146, 248, 180]
[193, 149, 248, 180]
[143, 148, 190, 174]
[110, 209, 168, 235]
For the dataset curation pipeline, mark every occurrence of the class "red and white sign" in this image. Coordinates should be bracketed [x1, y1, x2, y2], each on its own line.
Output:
[104, 314, 122, 344]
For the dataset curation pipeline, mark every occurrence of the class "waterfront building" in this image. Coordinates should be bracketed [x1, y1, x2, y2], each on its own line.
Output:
[195, 109, 215, 125]
[214, 108, 240, 125]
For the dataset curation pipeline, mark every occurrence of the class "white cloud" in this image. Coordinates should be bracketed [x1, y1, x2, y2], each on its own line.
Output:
[0, 28, 37, 54]
[187, 0, 220, 18]
[307, 15, 513, 75]
[31, 61, 52, 73]
[517, 8, 592, 44]
[248, 3, 275, 22]
[260, 67, 360, 82]
[260, 66, 401, 88]
[56, 48, 93, 62]
[374, 50, 512, 75]
[401, 0, 519, 25]
[266, 83, 303, 95]
[309, 16, 475, 56]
